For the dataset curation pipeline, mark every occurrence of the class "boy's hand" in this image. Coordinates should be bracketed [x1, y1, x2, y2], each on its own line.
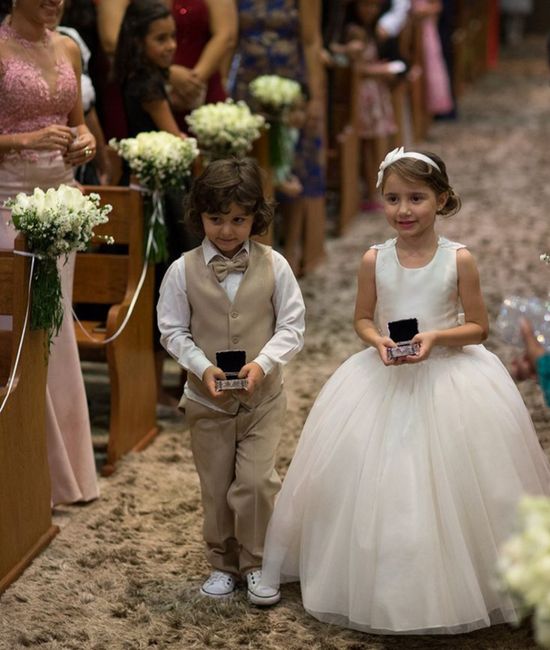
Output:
[238, 362, 265, 395]
[202, 365, 226, 398]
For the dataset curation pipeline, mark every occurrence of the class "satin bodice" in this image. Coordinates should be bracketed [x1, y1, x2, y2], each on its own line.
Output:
[0, 22, 78, 136]
[373, 237, 465, 336]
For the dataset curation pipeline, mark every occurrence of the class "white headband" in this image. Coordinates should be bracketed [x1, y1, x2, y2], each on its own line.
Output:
[376, 147, 441, 188]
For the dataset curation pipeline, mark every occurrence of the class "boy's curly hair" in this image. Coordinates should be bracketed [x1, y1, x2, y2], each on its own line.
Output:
[185, 158, 275, 237]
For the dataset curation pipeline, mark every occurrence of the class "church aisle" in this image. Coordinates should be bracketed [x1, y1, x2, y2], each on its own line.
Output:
[1, 38, 549, 650]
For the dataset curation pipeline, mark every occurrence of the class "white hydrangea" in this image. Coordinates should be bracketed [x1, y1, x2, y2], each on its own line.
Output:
[185, 99, 265, 158]
[249, 75, 302, 112]
[109, 131, 199, 190]
[500, 497, 550, 646]
[6, 184, 112, 258]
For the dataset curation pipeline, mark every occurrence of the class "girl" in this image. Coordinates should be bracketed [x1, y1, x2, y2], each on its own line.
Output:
[336, 0, 400, 210]
[115, 0, 188, 410]
[115, 0, 180, 138]
[259, 148, 550, 634]
[157, 157, 305, 604]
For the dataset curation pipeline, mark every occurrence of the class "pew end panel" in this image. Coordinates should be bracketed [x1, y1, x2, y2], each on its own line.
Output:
[0, 237, 58, 594]
[74, 187, 158, 476]
[326, 63, 361, 235]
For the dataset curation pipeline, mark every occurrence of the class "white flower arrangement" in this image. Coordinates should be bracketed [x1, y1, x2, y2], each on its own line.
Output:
[109, 131, 199, 191]
[249, 75, 302, 113]
[499, 496, 550, 647]
[109, 131, 199, 262]
[5, 184, 112, 346]
[541, 254, 550, 264]
[186, 99, 266, 159]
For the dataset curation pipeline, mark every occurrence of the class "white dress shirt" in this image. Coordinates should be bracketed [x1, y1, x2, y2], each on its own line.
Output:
[157, 239, 306, 409]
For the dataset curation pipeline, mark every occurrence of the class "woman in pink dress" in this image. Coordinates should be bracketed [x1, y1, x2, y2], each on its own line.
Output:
[0, 0, 99, 505]
[412, 0, 453, 116]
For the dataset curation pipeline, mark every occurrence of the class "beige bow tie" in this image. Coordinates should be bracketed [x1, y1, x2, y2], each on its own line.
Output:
[210, 252, 249, 281]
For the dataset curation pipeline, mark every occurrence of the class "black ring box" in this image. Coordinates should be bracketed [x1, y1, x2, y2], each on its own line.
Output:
[387, 318, 421, 360]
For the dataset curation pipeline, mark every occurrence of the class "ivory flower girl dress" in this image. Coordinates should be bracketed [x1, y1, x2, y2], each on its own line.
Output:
[261, 236, 550, 634]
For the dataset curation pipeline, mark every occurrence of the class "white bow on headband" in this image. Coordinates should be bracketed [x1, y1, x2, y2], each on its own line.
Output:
[376, 147, 441, 188]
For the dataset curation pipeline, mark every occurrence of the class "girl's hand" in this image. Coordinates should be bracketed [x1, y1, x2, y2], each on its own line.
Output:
[64, 131, 96, 167]
[238, 362, 265, 395]
[376, 336, 398, 366]
[170, 65, 207, 110]
[202, 365, 226, 398]
[25, 125, 75, 152]
[406, 331, 437, 363]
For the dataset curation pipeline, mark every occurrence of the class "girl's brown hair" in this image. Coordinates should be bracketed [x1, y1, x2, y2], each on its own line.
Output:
[380, 150, 461, 217]
[185, 157, 274, 236]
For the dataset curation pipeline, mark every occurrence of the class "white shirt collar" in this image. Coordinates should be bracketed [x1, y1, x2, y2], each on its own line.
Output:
[202, 238, 250, 265]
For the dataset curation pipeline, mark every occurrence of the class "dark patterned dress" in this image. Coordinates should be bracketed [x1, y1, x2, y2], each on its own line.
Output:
[231, 0, 325, 198]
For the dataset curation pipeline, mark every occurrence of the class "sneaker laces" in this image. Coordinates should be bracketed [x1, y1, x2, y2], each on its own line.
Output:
[205, 571, 233, 587]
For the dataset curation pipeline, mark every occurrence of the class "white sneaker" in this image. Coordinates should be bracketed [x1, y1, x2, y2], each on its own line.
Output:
[200, 571, 236, 598]
[246, 569, 280, 606]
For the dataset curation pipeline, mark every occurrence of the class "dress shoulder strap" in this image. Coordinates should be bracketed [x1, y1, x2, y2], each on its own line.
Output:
[438, 236, 467, 251]
[370, 237, 397, 251]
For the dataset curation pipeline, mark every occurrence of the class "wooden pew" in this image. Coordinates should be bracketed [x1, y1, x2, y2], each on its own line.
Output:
[326, 62, 361, 235]
[0, 237, 58, 594]
[73, 187, 158, 476]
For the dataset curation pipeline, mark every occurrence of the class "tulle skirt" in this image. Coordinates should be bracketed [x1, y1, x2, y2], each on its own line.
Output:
[262, 345, 550, 634]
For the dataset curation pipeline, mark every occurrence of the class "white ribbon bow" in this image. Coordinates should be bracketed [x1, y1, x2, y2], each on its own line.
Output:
[376, 147, 442, 189]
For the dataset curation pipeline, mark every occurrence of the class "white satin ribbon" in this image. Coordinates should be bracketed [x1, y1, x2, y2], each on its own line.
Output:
[376, 147, 441, 188]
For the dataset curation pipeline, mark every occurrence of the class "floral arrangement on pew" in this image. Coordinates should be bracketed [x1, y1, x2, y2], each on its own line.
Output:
[249, 74, 304, 191]
[109, 131, 199, 263]
[186, 99, 265, 162]
[499, 496, 550, 647]
[5, 185, 112, 348]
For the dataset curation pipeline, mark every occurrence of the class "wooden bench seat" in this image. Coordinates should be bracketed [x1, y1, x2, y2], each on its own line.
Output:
[74, 186, 158, 476]
[0, 237, 58, 594]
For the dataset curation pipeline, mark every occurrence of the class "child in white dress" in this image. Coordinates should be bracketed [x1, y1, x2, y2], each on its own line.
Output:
[259, 147, 550, 634]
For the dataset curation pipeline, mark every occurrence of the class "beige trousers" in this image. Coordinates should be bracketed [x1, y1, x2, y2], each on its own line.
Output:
[185, 390, 286, 576]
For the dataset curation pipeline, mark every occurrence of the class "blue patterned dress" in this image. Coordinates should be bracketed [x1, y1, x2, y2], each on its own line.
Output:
[231, 0, 325, 198]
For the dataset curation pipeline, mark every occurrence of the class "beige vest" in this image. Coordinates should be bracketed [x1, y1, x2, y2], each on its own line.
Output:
[185, 241, 283, 413]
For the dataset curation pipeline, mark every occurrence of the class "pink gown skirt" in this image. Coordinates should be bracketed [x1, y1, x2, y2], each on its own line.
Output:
[422, 18, 454, 116]
[0, 151, 99, 505]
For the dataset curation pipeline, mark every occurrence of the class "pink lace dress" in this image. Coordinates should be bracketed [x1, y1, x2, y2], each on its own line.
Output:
[356, 39, 397, 140]
[0, 22, 99, 505]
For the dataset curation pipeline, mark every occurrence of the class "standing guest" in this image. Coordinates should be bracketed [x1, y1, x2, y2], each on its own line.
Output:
[336, 0, 399, 209]
[231, 0, 327, 276]
[54, 0, 112, 184]
[95, 0, 237, 134]
[157, 157, 305, 604]
[115, 0, 188, 410]
[94, 0, 129, 141]
[0, 0, 99, 505]
[115, 0, 181, 139]
[259, 148, 550, 631]
[511, 319, 550, 407]
[170, 0, 237, 128]
[411, 0, 453, 117]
